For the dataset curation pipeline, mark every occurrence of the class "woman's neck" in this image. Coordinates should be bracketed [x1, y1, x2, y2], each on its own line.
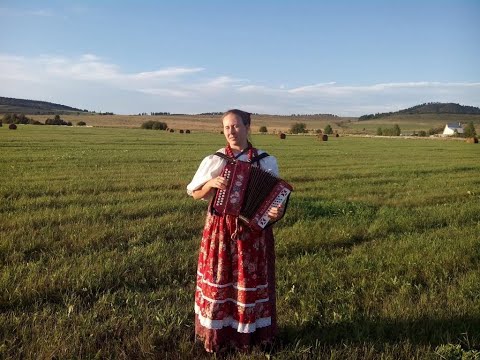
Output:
[229, 142, 249, 153]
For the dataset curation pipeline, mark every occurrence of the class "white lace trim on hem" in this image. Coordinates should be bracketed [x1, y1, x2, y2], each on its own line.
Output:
[195, 303, 272, 333]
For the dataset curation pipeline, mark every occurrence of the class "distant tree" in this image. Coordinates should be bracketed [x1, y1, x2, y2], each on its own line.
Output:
[376, 127, 383, 136]
[259, 126, 268, 133]
[77, 121, 87, 126]
[464, 121, 477, 137]
[290, 122, 307, 134]
[142, 120, 167, 130]
[418, 130, 427, 137]
[152, 121, 167, 130]
[2, 114, 12, 123]
[324, 124, 333, 134]
[45, 115, 69, 125]
[428, 127, 443, 136]
[381, 125, 401, 136]
[393, 124, 401, 136]
[17, 113, 26, 123]
[2, 113, 35, 124]
[141, 120, 155, 129]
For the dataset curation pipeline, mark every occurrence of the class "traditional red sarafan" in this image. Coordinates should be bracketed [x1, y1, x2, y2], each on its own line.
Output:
[194, 146, 277, 352]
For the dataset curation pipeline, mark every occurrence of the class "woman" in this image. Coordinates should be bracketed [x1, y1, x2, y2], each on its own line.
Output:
[187, 109, 284, 353]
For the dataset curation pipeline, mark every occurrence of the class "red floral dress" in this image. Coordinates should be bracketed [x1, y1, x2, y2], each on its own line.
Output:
[194, 146, 277, 352]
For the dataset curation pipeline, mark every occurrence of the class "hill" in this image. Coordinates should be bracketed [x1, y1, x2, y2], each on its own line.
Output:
[1, 97, 478, 134]
[359, 102, 480, 120]
[0, 96, 88, 115]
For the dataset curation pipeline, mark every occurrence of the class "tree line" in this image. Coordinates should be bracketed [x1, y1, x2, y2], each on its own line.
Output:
[289, 123, 334, 134]
[1, 113, 87, 126]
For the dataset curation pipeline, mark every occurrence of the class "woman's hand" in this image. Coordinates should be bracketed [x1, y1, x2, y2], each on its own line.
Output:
[268, 203, 285, 221]
[192, 176, 228, 200]
[206, 176, 228, 190]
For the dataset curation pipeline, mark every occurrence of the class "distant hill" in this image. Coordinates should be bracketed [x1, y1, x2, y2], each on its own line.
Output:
[0, 96, 89, 115]
[359, 102, 480, 120]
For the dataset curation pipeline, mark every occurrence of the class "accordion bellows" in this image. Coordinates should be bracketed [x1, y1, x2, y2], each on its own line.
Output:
[213, 160, 293, 231]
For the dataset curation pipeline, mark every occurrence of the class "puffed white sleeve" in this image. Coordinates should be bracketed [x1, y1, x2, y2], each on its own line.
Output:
[187, 154, 226, 196]
[259, 155, 279, 177]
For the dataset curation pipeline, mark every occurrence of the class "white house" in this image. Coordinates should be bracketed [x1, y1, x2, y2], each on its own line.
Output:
[443, 123, 464, 136]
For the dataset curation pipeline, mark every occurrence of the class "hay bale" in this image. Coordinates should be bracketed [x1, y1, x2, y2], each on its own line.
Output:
[466, 137, 478, 144]
[186, 129, 191, 134]
[322, 134, 328, 141]
[169, 129, 174, 133]
[279, 133, 286, 139]
[9, 124, 17, 130]
[179, 129, 184, 134]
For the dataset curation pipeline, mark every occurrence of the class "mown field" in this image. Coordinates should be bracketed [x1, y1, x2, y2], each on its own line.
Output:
[18, 112, 480, 135]
[1, 126, 479, 359]
[22, 113, 350, 133]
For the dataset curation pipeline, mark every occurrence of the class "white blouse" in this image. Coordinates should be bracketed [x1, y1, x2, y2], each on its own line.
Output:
[187, 148, 279, 197]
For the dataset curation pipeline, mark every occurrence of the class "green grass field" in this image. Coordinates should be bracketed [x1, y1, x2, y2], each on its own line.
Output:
[1, 126, 479, 359]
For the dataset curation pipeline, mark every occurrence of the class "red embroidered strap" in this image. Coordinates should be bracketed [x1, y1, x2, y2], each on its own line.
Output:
[225, 142, 255, 161]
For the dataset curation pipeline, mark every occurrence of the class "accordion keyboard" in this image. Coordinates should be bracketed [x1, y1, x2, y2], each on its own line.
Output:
[214, 167, 232, 207]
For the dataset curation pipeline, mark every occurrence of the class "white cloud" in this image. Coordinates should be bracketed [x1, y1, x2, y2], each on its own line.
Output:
[131, 67, 204, 80]
[137, 88, 192, 97]
[288, 82, 337, 94]
[237, 85, 275, 93]
[0, 52, 479, 115]
[205, 76, 245, 88]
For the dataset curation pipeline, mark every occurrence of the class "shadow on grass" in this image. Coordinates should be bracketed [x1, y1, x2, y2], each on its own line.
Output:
[276, 232, 373, 261]
[277, 314, 480, 349]
[283, 197, 378, 225]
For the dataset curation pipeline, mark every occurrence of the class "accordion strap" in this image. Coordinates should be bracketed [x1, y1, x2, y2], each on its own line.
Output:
[213, 151, 269, 164]
[250, 152, 269, 164]
[213, 152, 236, 163]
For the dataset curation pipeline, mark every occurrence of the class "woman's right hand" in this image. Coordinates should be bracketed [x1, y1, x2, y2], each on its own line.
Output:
[206, 176, 228, 190]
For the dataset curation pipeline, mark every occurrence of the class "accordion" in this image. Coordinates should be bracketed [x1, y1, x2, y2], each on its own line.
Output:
[212, 160, 293, 231]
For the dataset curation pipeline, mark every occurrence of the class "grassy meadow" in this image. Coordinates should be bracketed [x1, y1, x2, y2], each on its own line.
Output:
[1, 125, 479, 359]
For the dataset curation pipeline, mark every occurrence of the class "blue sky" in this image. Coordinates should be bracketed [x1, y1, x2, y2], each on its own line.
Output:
[0, 0, 479, 116]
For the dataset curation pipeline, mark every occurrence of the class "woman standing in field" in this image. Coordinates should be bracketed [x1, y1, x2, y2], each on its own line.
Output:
[187, 109, 284, 353]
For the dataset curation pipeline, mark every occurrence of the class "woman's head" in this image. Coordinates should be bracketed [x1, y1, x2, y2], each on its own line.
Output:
[223, 109, 251, 127]
[222, 109, 251, 150]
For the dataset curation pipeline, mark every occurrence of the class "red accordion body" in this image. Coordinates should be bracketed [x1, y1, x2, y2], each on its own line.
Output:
[213, 160, 293, 232]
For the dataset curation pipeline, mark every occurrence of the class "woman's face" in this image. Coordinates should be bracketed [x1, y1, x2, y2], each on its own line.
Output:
[222, 113, 249, 150]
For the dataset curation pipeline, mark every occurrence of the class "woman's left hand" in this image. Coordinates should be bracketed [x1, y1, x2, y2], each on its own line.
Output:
[268, 204, 285, 221]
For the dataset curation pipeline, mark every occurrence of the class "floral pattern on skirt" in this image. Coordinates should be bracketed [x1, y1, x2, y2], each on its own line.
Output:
[195, 210, 277, 352]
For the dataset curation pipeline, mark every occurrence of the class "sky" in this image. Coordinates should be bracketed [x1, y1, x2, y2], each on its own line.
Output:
[0, 0, 479, 116]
